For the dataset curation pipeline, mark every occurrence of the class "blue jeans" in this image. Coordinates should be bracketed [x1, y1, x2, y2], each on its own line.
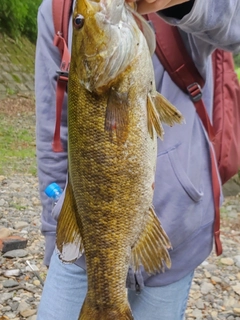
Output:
[37, 251, 194, 320]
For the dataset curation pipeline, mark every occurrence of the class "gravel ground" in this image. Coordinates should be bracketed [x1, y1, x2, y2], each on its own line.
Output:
[0, 173, 240, 320]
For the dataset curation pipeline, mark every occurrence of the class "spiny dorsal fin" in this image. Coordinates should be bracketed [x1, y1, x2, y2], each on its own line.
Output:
[131, 206, 171, 274]
[56, 180, 84, 262]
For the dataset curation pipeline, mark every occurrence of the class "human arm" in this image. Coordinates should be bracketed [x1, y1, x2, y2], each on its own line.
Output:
[35, 0, 68, 266]
[136, 0, 240, 55]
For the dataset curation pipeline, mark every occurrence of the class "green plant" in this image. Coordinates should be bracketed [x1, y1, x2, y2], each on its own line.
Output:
[0, 0, 28, 38]
[234, 53, 240, 69]
[22, 0, 42, 42]
[0, 115, 37, 176]
[6, 87, 17, 96]
[0, 0, 42, 42]
[235, 68, 240, 80]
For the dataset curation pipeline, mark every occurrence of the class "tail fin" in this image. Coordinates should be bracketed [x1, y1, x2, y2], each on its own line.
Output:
[79, 298, 134, 320]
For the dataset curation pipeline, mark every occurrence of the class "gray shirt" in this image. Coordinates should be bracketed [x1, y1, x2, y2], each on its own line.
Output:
[35, 0, 240, 286]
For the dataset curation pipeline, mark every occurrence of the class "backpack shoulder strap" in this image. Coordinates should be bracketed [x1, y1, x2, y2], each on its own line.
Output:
[52, 0, 72, 46]
[145, 13, 222, 256]
[52, 0, 72, 152]
[146, 13, 204, 93]
[145, 13, 215, 140]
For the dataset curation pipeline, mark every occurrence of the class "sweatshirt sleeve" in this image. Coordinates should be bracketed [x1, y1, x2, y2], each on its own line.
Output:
[160, 0, 240, 55]
[158, 0, 240, 79]
[35, 0, 68, 266]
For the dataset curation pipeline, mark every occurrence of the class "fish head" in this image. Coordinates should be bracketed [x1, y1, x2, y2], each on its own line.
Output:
[71, 0, 142, 93]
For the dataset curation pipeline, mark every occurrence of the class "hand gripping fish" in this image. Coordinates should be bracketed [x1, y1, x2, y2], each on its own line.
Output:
[56, 0, 184, 318]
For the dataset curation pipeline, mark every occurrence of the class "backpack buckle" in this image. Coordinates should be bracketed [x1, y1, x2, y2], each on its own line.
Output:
[56, 61, 70, 82]
[187, 82, 202, 102]
[56, 70, 69, 82]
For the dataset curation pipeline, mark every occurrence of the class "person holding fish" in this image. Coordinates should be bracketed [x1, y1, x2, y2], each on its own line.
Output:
[35, 0, 240, 319]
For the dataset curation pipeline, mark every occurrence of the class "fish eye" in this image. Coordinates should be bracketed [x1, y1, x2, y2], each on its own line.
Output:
[74, 14, 84, 29]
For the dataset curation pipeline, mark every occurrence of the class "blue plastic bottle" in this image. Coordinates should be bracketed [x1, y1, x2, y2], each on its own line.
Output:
[44, 182, 63, 205]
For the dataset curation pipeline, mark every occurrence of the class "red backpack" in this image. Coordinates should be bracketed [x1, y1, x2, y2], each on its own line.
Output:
[51, 1, 240, 256]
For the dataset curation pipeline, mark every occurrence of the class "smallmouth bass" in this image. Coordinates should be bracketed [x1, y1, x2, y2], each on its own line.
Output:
[56, 0, 183, 319]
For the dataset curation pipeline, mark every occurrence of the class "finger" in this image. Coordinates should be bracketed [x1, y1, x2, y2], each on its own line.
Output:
[141, 0, 171, 5]
[136, 1, 163, 14]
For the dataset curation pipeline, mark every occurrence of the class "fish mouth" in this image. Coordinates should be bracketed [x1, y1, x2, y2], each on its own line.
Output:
[82, 0, 125, 25]
[81, 0, 101, 13]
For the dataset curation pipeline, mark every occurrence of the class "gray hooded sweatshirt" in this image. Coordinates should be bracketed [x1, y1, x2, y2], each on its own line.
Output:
[35, 0, 240, 287]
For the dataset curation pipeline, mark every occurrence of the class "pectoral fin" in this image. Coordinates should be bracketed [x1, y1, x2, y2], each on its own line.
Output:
[153, 92, 184, 126]
[56, 179, 84, 262]
[131, 206, 171, 274]
[105, 88, 129, 143]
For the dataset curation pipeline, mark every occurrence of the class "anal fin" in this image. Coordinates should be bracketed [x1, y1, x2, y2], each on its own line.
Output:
[56, 179, 84, 262]
[131, 206, 171, 274]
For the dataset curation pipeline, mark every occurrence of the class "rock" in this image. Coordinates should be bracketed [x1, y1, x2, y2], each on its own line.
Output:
[26, 263, 39, 272]
[0, 198, 6, 206]
[20, 309, 36, 318]
[203, 263, 217, 271]
[223, 296, 236, 308]
[0, 228, 13, 239]
[17, 301, 30, 313]
[200, 282, 215, 295]
[3, 280, 19, 288]
[211, 276, 222, 283]
[4, 311, 17, 319]
[33, 280, 41, 286]
[0, 175, 6, 181]
[204, 271, 211, 278]
[3, 249, 28, 258]
[4, 269, 21, 277]
[220, 258, 234, 266]
[196, 300, 205, 309]
[0, 236, 28, 253]
[233, 284, 240, 295]
[234, 308, 240, 315]
[0, 292, 13, 303]
[235, 255, 240, 268]
[31, 197, 41, 206]
[210, 310, 218, 319]
[10, 301, 19, 312]
[14, 221, 29, 230]
[192, 309, 203, 319]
